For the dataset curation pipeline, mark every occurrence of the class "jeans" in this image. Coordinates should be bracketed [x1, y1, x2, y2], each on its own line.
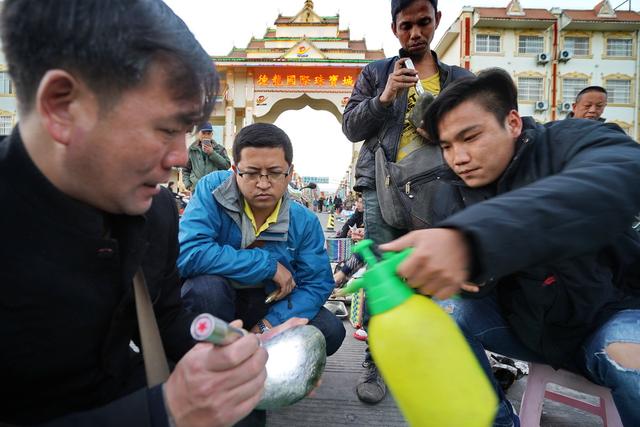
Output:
[438, 293, 640, 427]
[181, 275, 345, 356]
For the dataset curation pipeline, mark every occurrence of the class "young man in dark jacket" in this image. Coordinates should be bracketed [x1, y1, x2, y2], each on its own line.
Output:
[383, 68, 640, 426]
[342, 0, 473, 404]
[0, 1, 288, 426]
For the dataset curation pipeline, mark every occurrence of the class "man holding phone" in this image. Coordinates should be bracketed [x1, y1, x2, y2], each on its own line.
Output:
[182, 122, 231, 191]
[342, 0, 473, 405]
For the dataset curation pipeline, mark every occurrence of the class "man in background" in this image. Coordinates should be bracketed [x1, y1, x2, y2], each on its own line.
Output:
[569, 85, 608, 121]
[183, 122, 231, 191]
[342, 0, 473, 404]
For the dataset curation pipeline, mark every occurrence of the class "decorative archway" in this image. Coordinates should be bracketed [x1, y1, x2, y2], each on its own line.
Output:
[208, 0, 385, 150]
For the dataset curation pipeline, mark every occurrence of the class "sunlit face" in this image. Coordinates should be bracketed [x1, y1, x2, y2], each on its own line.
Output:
[64, 63, 200, 215]
[572, 91, 607, 120]
[392, 0, 441, 59]
[233, 146, 293, 216]
[438, 100, 521, 188]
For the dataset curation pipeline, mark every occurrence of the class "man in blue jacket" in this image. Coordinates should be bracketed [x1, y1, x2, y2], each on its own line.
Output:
[384, 68, 640, 426]
[179, 123, 345, 356]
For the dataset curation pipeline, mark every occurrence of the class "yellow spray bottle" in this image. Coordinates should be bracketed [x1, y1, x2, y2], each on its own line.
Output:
[339, 240, 497, 427]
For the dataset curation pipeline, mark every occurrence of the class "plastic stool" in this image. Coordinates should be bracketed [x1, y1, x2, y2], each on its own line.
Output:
[519, 363, 623, 427]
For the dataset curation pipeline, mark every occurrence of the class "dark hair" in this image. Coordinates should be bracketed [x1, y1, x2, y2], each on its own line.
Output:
[1, 0, 218, 121]
[422, 68, 518, 142]
[232, 123, 293, 165]
[391, 0, 438, 22]
[575, 85, 607, 103]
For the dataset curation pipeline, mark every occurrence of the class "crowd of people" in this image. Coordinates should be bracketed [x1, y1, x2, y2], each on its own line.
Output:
[0, 0, 638, 426]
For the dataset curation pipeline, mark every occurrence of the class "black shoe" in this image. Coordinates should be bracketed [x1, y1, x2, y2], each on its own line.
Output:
[356, 360, 386, 404]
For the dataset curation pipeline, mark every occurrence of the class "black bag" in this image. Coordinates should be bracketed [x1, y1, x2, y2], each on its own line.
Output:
[374, 141, 457, 230]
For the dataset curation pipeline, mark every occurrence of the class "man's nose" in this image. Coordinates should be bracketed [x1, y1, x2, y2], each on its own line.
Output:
[453, 146, 471, 165]
[256, 176, 272, 188]
[164, 139, 188, 168]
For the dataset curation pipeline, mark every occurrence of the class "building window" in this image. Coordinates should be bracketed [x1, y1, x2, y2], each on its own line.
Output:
[606, 38, 632, 57]
[476, 34, 500, 53]
[562, 78, 588, 101]
[0, 115, 12, 135]
[518, 35, 544, 54]
[518, 77, 543, 101]
[0, 72, 13, 95]
[564, 37, 589, 56]
[605, 79, 631, 104]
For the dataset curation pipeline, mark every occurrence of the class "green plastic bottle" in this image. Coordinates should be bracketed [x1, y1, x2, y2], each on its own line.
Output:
[341, 240, 497, 427]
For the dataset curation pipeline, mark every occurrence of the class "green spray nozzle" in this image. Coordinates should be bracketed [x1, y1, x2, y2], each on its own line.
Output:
[337, 239, 414, 315]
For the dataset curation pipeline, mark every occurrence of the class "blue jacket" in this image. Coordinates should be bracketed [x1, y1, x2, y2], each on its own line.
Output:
[178, 171, 334, 326]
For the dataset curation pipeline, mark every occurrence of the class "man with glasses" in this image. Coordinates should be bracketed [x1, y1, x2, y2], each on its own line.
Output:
[182, 122, 231, 191]
[178, 123, 345, 359]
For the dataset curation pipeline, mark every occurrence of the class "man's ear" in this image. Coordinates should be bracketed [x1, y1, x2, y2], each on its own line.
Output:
[435, 11, 442, 29]
[286, 164, 294, 184]
[36, 70, 86, 146]
[571, 102, 577, 112]
[391, 21, 398, 38]
[506, 109, 523, 139]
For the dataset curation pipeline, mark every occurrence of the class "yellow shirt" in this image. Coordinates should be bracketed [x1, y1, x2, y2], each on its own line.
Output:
[243, 198, 282, 236]
[396, 72, 441, 161]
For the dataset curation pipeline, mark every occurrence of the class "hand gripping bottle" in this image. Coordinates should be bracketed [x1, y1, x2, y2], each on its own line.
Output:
[340, 240, 497, 427]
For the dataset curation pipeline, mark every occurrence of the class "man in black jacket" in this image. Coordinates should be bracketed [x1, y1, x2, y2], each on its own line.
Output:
[0, 1, 284, 426]
[383, 69, 640, 426]
[342, 0, 473, 404]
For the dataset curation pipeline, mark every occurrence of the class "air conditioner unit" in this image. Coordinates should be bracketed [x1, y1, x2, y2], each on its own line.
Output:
[536, 52, 550, 65]
[534, 100, 549, 111]
[558, 101, 573, 112]
[558, 49, 572, 62]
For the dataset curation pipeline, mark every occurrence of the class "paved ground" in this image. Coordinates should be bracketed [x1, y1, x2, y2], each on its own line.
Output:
[265, 212, 604, 426]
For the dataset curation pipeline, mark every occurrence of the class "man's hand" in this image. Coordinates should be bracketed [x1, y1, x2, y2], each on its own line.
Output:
[201, 142, 213, 155]
[379, 58, 419, 106]
[379, 228, 470, 300]
[272, 262, 296, 301]
[351, 228, 365, 242]
[260, 317, 308, 341]
[333, 270, 347, 286]
[164, 321, 268, 427]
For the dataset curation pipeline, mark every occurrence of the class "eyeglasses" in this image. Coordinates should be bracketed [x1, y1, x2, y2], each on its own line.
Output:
[236, 165, 292, 183]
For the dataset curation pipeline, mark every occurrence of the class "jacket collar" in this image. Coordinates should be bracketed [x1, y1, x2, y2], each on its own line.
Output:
[213, 174, 290, 248]
[4, 126, 150, 287]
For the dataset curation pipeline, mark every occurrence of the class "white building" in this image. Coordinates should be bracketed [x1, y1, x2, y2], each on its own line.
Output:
[0, 35, 18, 136]
[436, 0, 640, 139]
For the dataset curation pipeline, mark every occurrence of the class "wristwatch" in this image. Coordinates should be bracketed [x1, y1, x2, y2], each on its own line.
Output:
[257, 319, 270, 334]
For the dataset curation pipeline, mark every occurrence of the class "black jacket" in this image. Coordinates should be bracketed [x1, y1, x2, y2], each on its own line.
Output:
[0, 128, 196, 426]
[438, 118, 640, 368]
[342, 51, 473, 191]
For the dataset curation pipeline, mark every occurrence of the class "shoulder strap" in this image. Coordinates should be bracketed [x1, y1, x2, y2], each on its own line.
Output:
[133, 268, 170, 387]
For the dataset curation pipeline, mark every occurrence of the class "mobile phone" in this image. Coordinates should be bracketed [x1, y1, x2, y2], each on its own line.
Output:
[201, 139, 212, 148]
[399, 49, 425, 96]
